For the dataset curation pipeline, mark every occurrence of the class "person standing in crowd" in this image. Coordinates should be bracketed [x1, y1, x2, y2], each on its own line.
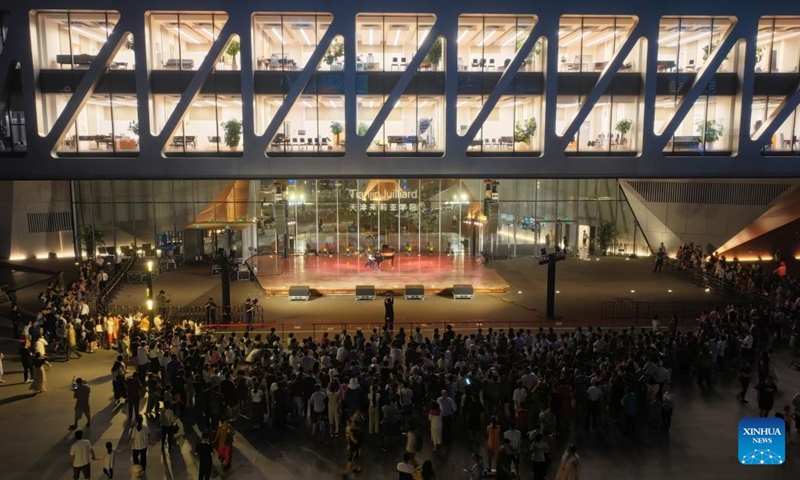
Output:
[737, 361, 752, 404]
[156, 290, 169, 319]
[661, 383, 676, 432]
[18, 340, 33, 383]
[417, 459, 436, 480]
[467, 452, 484, 480]
[10, 303, 21, 339]
[309, 384, 327, 437]
[367, 384, 381, 436]
[436, 390, 457, 444]
[128, 415, 151, 472]
[69, 430, 95, 480]
[159, 403, 178, 451]
[99, 441, 116, 479]
[756, 376, 777, 417]
[343, 416, 363, 475]
[486, 416, 501, 473]
[384, 293, 394, 331]
[126, 372, 143, 421]
[195, 433, 214, 480]
[555, 444, 581, 480]
[530, 433, 550, 480]
[495, 438, 513, 480]
[245, 299, 255, 330]
[213, 418, 235, 471]
[327, 380, 342, 437]
[204, 298, 217, 325]
[428, 402, 442, 452]
[111, 355, 127, 404]
[621, 386, 637, 435]
[503, 424, 522, 476]
[396, 452, 415, 480]
[29, 351, 51, 394]
[69, 378, 91, 430]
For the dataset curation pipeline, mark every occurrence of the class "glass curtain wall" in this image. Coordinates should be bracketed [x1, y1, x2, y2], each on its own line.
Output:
[72, 179, 649, 262]
[456, 14, 541, 154]
[355, 14, 444, 155]
[755, 17, 800, 74]
[32, 10, 141, 141]
[147, 12, 229, 71]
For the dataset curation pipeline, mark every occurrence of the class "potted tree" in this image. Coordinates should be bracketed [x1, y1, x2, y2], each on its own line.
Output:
[513, 118, 537, 151]
[330, 121, 343, 148]
[226, 40, 241, 70]
[516, 37, 543, 70]
[357, 122, 369, 137]
[221, 119, 242, 150]
[423, 37, 443, 71]
[696, 119, 724, 149]
[324, 40, 345, 69]
[615, 119, 632, 147]
[596, 222, 616, 256]
[78, 226, 105, 260]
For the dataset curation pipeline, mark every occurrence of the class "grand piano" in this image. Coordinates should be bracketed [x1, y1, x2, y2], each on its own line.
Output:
[380, 244, 396, 266]
[387, 135, 424, 149]
[657, 60, 677, 71]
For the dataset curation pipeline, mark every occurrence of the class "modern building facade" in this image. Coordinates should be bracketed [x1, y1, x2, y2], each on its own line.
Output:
[1, 2, 800, 261]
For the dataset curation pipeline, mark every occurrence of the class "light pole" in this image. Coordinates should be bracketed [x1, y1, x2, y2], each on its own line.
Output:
[146, 260, 154, 323]
[146, 298, 154, 326]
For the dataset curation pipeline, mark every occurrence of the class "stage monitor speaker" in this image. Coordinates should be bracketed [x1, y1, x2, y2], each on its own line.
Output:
[404, 284, 425, 300]
[288, 285, 310, 301]
[452, 284, 474, 300]
[355, 285, 376, 301]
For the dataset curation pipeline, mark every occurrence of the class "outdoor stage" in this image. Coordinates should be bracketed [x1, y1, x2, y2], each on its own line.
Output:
[251, 253, 509, 296]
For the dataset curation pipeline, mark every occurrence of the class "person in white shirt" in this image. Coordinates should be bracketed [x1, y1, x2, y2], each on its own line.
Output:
[128, 415, 151, 471]
[69, 430, 95, 479]
[503, 426, 523, 475]
[34, 336, 48, 357]
[136, 344, 149, 379]
[586, 381, 603, 429]
[512, 381, 527, 412]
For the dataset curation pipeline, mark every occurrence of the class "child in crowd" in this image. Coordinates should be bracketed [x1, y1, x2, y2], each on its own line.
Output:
[99, 441, 116, 478]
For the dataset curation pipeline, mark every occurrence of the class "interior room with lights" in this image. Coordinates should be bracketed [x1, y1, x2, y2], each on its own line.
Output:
[147, 13, 230, 71]
[557, 16, 640, 72]
[252, 13, 333, 71]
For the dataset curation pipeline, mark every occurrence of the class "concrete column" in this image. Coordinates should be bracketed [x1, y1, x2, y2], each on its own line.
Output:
[0, 181, 14, 259]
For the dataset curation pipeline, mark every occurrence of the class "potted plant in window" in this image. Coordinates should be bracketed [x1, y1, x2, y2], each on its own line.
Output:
[226, 40, 241, 70]
[516, 37, 543, 70]
[596, 221, 616, 256]
[615, 119, 632, 147]
[357, 122, 369, 137]
[324, 40, 345, 69]
[423, 37, 443, 71]
[221, 119, 242, 150]
[513, 117, 537, 151]
[330, 121, 343, 148]
[696, 119, 724, 149]
[755, 46, 765, 69]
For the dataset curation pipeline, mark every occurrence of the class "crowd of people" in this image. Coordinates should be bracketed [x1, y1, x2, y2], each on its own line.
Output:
[50, 301, 792, 479]
[674, 243, 798, 304]
[13, 252, 800, 479]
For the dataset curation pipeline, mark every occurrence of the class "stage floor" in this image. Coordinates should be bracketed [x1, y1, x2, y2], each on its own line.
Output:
[252, 253, 509, 295]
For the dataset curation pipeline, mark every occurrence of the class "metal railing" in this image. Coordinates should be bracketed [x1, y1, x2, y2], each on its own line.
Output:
[106, 303, 264, 324]
[599, 300, 732, 320]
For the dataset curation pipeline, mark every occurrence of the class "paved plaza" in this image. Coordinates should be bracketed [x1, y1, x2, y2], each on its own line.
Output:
[0, 257, 797, 479]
